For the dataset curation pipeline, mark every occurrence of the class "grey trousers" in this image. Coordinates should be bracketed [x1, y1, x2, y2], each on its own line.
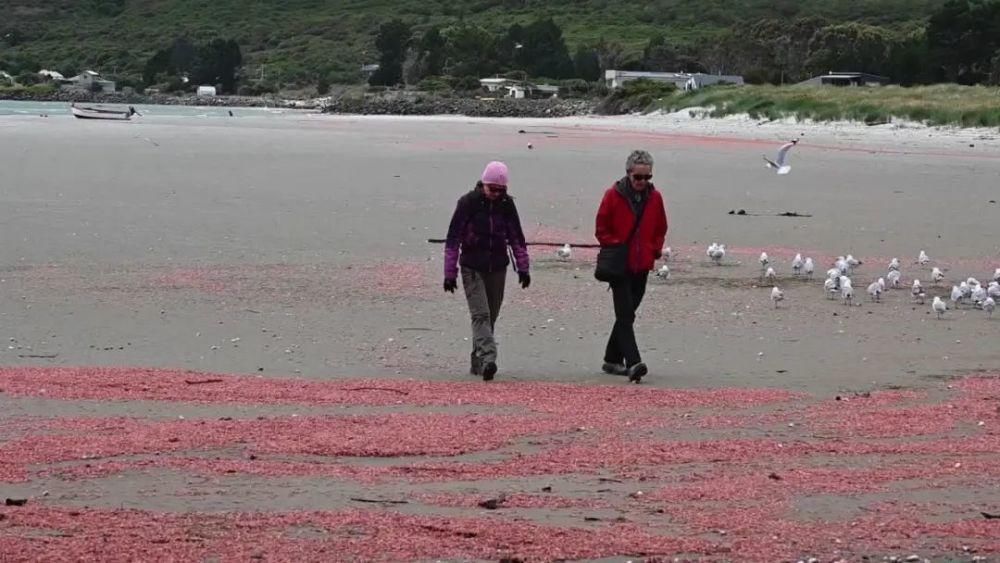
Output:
[461, 266, 506, 366]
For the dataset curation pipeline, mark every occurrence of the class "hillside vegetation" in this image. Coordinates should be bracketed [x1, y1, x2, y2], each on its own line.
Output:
[1, 0, 949, 88]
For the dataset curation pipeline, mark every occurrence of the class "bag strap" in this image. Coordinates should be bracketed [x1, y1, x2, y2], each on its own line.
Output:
[624, 202, 645, 246]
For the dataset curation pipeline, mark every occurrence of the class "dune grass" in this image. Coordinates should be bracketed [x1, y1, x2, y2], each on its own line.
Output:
[658, 84, 1000, 128]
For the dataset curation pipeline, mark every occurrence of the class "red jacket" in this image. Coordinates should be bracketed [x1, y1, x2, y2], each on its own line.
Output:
[595, 182, 668, 273]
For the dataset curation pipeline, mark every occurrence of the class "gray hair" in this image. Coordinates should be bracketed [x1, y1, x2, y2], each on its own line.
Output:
[625, 150, 654, 172]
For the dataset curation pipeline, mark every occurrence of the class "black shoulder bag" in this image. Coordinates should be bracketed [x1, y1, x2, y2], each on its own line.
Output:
[594, 212, 642, 283]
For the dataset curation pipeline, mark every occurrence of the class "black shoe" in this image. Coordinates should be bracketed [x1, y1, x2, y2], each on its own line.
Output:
[602, 362, 627, 376]
[482, 361, 497, 381]
[470, 358, 481, 376]
[627, 362, 647, 383]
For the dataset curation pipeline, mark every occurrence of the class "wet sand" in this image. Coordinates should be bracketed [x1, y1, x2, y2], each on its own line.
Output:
[0, 113, 998, 561]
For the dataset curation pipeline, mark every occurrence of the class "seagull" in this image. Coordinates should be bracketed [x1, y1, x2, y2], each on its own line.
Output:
[972, 285, 987, 307]
[765, 266, 776, 281]
[662, 246, 672, 262]
[763, 139, 798, 175]
[707, 243, 718, 258]
[888, 257, 900, 271]
[988, 281, 1000, 300]
[951, 285, 964, 307]
[771, 286, 785, 308]
[656, 264, 671, 279]
[791, 253, 803, 276]
[803, 257, 815, 277]
[993, 268, 1000, 283]
[759, 252, 770, 269]
[845, 254, 861, 273]
[824, 277, 838, 299]
[886, 269, 901, 288]
[933, 296, 947, 318]
[841, 281, 854, 306]
[960, 281, 972, 299]
[911, 279, 926, 304]
[985, 297, 996, 317]
[878, 277, 886, 292]
[827, 268, 842, 283]
[931, 267, 944, 285]
[867, 280, 883, 302]
[917, 250, 930, 265]
[708, 243, 726, 265]
[556, 244, 571, 260]
[835, 257, 849, 275]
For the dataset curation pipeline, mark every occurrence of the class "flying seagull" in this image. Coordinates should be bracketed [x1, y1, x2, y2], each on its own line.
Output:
[763, 139, 798, 175]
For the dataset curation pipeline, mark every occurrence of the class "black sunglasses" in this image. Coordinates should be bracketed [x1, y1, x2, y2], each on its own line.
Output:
[631, 174, 653, 181]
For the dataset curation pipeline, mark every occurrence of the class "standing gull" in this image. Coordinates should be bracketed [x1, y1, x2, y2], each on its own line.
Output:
[771, 286, 785, 308]
[803, 257, 815, 277]
[791, 253, 804, 276]
[933, 296, 947, 319]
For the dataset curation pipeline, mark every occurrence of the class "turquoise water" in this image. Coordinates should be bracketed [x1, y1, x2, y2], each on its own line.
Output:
[0, 100, 312, 118]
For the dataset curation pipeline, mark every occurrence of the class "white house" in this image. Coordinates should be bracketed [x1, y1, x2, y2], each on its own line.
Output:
[480, 78, 560, 99]
[604, 70, 744, 91]
[38, 69, 65, 81]
[196, 85, 217, 97]
[479, 77, 510, 92]
[62, 70, 116, 93]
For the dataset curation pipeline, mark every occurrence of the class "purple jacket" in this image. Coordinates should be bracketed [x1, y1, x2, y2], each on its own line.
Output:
[444, 185, 530, 280]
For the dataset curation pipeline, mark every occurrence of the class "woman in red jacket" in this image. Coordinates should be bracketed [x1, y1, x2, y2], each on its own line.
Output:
[594, 150, 668, 383]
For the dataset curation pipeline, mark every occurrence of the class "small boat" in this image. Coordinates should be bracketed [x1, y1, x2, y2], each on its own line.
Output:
[71, 104, 138, 120]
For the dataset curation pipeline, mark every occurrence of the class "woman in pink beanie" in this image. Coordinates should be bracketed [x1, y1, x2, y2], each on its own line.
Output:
[443, 161, 531, 381]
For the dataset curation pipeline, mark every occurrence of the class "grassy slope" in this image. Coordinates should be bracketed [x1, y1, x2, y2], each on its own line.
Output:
[1, 0, 944, 84]
[660, 84, 1000, 127]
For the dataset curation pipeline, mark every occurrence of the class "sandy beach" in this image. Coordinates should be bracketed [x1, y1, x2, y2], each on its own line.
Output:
[1, 108, 998, 561]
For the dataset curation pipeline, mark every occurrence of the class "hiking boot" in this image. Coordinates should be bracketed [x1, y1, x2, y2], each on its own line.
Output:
[482, 361, 497, 381]
[627, 362, 648, 383]
[602, 362, 627, 376]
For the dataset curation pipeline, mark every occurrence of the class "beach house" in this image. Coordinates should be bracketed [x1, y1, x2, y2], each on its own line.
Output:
[604, 70, 744, 91]
[798, 72, 890, 87]
[62, 70, 116, 93]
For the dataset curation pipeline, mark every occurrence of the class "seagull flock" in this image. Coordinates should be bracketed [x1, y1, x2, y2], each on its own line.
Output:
[694, 246, 997, 318]
[549, 138, 996, 319]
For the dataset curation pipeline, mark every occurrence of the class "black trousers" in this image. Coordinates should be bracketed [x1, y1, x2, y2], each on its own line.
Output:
[604, 271, 649, 367]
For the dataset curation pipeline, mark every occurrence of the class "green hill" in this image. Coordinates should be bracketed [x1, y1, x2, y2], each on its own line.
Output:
[0, 0, 950, 88]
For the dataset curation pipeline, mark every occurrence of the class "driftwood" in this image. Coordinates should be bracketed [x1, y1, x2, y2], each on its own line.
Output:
[427, 238, 600, 248]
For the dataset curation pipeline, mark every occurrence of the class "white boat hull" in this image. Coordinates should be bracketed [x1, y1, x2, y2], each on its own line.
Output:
[71, 106, 132, 120]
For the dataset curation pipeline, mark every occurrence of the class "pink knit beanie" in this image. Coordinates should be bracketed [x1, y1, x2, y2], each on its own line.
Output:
[481, 161, 509, 186]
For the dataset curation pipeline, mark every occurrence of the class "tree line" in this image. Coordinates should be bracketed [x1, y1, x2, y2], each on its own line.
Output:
[371, 0, 1000, 87]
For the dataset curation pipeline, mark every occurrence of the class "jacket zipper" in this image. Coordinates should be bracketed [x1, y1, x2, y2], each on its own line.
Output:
[488, 200, 494, 272]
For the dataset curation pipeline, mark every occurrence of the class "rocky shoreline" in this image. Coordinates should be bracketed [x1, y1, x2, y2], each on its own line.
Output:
[321, 95, 596, 118]
[2, 89, 601, 117]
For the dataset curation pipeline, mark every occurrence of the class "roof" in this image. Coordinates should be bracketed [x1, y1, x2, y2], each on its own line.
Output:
[818, 72, 889, 80]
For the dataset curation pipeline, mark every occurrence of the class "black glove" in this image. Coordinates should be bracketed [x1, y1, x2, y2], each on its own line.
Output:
[443, 278, 457, 293]
[518, 272, 531, 289]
